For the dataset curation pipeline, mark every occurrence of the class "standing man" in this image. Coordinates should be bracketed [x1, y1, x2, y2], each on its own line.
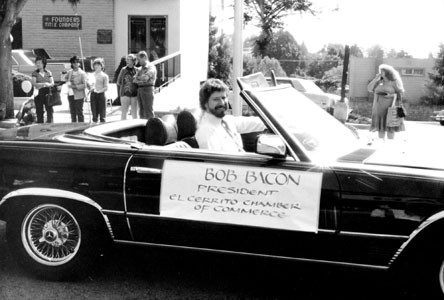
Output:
[133, 51, 157, 119]
[195, 78, 265, 152]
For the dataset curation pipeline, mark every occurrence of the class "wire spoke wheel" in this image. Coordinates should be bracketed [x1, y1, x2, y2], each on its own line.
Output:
[21, 204, 81, 266]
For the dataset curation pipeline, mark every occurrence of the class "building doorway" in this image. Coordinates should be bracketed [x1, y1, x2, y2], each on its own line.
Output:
[129, 16, 167, 61]
[11, 18, 23, 49]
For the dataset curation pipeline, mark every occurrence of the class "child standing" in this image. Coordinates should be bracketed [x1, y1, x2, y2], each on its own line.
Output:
[89, 58, 109, 123]
[67, 55, 87, 122]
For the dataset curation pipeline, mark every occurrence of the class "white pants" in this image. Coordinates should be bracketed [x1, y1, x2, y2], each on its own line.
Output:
[120, 96, 138, 120]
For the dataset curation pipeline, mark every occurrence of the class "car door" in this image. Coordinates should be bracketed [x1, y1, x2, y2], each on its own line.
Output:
[123, 147, 342, 262]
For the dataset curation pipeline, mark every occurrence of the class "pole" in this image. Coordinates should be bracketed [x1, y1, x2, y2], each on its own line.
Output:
[231, 0, 243, 116]
[341, 45, 350, 101]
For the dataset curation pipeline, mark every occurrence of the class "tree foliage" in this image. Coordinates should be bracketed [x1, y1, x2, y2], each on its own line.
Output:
[366, 44, 384, 59]
[243, 55, 287, 77]
[251, 30, 305, 76]
[350, 44, 363, 57]
[306, 43, 344, 79]
[244, 0, 313, 57]
[387, 49, 412, 59]
[207, 16, 232, 86]
[422, 44, 444, 105]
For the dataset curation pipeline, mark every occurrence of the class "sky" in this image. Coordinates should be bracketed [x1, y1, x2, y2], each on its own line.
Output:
[215, 0, 444, 58]
[283, 0, 444, 58]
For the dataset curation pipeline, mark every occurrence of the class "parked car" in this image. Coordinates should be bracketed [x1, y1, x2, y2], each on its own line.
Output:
[12, 70, 34, 110]
[270, 76, 345, 112]
[1, 73, 444, 297]
[431, 110, 444, 126]
[12, 48, 71, 83]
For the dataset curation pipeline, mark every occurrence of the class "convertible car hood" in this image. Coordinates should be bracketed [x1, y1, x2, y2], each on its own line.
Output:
[0, 123, 94, 141]
[364, 145, 444, 170]
[339, 144, 444, 170]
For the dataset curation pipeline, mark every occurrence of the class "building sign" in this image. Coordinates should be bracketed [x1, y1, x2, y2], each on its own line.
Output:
[160, 160, 323, 232]
[43, 15, 82, 30]
[97, 29, 112, 44]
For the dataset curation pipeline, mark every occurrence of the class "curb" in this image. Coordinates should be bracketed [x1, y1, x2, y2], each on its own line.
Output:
[0, 119, 18, 129]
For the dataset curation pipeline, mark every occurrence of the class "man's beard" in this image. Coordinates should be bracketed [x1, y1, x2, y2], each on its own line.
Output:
[209, 103, 228, 118]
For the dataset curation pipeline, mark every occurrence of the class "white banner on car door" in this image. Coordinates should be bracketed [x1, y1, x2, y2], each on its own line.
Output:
[160, 160, 323, 232]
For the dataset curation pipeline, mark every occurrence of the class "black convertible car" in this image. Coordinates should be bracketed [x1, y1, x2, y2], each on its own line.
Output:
[0, 74, 443, 296]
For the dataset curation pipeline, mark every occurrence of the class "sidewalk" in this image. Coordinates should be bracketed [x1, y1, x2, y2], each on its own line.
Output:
[0, 100, 123, 129]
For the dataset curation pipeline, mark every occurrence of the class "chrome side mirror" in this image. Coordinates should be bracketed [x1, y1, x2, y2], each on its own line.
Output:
[256, 134, 286, 157]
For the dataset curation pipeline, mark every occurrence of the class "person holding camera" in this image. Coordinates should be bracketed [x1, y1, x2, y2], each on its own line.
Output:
[367, 64, 405, 141]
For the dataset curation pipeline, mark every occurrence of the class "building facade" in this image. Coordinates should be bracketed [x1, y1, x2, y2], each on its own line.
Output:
[17, 0, 207, 88]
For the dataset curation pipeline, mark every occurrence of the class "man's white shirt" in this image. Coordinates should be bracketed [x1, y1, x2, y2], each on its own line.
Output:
[195, 111, 266, 152]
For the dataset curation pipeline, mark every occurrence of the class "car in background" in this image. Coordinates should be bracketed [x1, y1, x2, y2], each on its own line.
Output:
[431, 110, 444, 126]
[12, 70, 34, 110]
[12, 48, 71, 83]
[270, 77, 345, 112]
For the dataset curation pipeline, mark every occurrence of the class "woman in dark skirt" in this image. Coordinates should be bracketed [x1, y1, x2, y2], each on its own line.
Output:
[31, 56, 54, 123]
[367, 64, 405, 141]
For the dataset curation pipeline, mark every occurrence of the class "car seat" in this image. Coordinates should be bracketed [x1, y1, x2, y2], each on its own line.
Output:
[145, 117, 178, 146]
[176, 110, 199, 148]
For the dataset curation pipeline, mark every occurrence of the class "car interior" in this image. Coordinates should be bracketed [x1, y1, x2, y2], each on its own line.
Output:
[97, 110, 200, 149]
[83, 73, 280, 153]
[84, 107, 266, 153]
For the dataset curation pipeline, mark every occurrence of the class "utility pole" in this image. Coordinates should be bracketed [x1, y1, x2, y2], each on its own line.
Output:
[231, 0, 243, 116]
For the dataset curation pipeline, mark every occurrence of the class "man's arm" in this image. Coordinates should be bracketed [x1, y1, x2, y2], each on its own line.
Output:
[231, 116, 266, 134]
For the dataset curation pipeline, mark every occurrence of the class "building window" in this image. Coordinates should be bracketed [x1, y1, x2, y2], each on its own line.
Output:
[400, 68, 425, 76]
[129, 16, 167, 60]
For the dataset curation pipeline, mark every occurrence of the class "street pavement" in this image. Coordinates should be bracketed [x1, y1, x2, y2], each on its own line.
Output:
[0, 220, 415, 300]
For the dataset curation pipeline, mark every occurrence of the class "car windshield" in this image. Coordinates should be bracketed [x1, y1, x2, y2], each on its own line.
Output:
[251, 85, 360, 162]
[11, 51, 34, 66]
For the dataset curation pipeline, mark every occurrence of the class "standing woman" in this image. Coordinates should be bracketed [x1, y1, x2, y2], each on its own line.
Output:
[89, 58, 109, 123]
[116, 54, 138, 119]
[32, 56, 54, 123]
[368, 64, 405, 141]
[133, 51, 157, 119]
[67, 56, 87, 122]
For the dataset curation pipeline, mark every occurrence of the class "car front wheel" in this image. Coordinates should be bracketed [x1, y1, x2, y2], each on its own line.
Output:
[7, 202, 105, 280]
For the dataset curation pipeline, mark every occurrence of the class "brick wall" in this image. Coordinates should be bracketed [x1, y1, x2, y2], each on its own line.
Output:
[20, 0, 115, 78]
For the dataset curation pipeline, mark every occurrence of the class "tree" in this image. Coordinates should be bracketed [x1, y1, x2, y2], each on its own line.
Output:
[207, 16, 232, 86]
[423, 44, 444, 105]
[243, 54, 287, 77]
[244, 0, 313, 57]
[350, 44, 363, 57]
[306, 43, 344, 78]
[387, 49, 412, 59]
[252, 30, 304, 76]
[0, 0, 79, 119]
[366, 44, 384, 59]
